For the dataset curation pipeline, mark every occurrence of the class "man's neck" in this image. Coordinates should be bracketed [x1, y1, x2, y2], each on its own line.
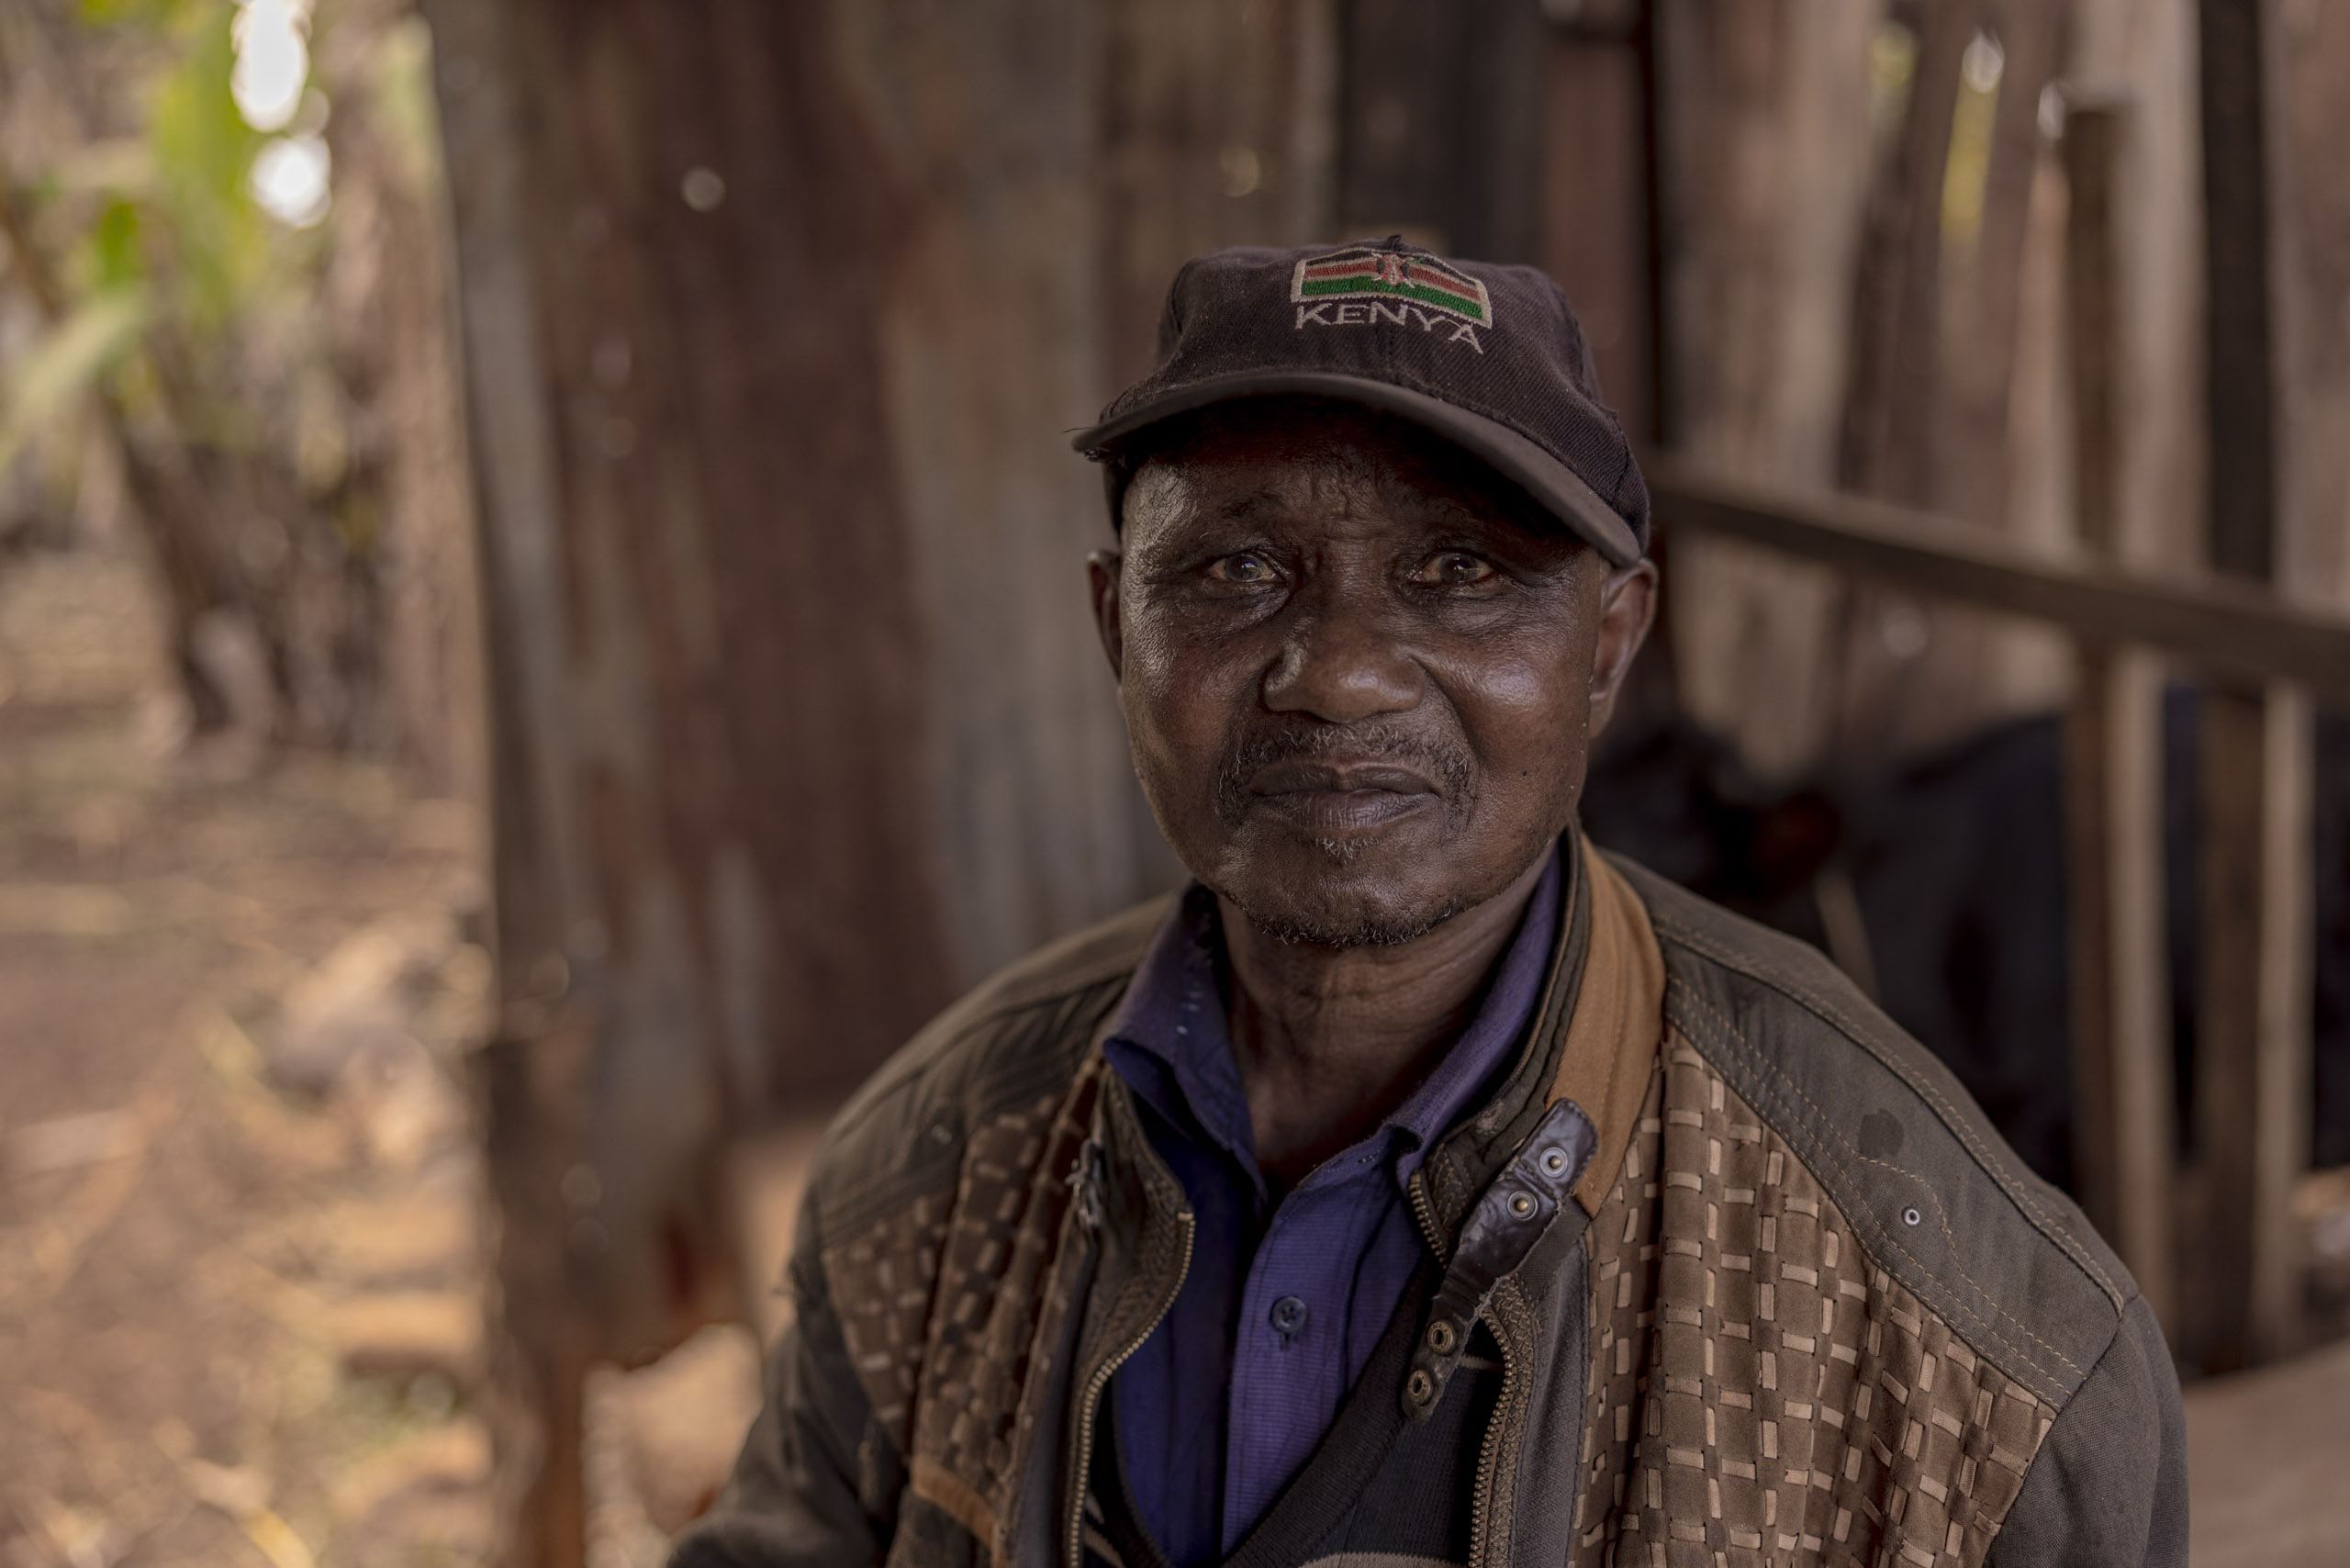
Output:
[1217, 850, 1553, 1191]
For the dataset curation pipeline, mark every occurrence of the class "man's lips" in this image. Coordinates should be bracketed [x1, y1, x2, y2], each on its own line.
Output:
[1248, 759, 1439, 797]
[1243, 758, 1442, 831]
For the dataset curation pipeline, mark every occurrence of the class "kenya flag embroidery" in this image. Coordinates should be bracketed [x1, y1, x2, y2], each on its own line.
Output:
[1290, 246, 1494, 326]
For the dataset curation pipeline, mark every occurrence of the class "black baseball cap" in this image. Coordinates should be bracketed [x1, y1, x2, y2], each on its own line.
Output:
[1072, 238, 1648, 566]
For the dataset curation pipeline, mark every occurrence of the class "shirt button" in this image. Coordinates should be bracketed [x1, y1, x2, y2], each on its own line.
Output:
[1270, 1295, 1309, 1336]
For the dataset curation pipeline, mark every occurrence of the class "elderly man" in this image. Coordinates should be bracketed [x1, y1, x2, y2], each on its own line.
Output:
[676, 241, 2184, 1568]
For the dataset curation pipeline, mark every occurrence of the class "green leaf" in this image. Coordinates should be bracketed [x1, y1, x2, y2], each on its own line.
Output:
[150, 4, 254, 205]
[87, 199, 146, 292]
[146, 1, 266, 328]
[80, 0, 185, 27]
[0, 287, 154, 479]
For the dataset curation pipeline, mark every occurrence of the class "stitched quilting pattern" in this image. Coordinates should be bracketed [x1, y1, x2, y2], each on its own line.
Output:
[829, 1192, 953, 1447]
[1574, 1037, 2053, 1567]
[1655, 919, 2122, 1316]
[824, 1063, 1102, 1464]
[905, 1057, 1105, 1521]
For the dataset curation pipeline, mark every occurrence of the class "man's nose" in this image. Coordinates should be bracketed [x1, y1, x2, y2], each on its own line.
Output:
[1259, 585, 1423, 722]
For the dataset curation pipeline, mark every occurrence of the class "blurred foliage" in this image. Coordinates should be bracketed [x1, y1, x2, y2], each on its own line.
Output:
[0, 0, 312, 488]
[370, 16, 441, 197]
[0, 290, 151, 477]
[1, 0, 467, 757]
[141, 4, 271, 327]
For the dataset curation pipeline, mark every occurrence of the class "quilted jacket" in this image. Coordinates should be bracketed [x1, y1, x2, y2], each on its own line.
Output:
[674, 834, 2187, 1568]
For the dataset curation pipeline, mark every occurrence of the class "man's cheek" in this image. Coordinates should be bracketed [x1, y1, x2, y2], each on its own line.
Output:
[1120, 610, 1203, 690]
[1457, 639, 1586, 710]
[1132, 630, 1245, 721]
[1122, 665, 1228, 801]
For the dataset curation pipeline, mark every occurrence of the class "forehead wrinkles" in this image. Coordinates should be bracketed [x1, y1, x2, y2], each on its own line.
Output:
[1133, 438, 1483, 550]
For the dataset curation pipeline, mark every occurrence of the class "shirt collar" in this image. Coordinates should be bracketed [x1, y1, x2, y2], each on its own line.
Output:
[1102, 846, 1565, 1199]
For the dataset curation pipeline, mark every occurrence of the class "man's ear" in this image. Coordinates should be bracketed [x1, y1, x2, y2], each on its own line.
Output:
[1088, 549, 1125, 681]
[1585, 557, 1658, 740]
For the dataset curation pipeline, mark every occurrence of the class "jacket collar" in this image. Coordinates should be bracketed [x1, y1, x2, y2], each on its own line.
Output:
[1099, 847, 1566, 1207]
[1414, 826, 1597, 1238]
[1087, 824, 1624, 1265]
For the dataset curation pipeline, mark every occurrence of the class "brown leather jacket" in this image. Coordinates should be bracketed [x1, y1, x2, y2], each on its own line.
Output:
[675, 836, 2186, 1568]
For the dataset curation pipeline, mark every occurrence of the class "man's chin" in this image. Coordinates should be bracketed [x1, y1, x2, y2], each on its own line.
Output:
[1220, 886, 1469, 948]
[1208, 840, 1476, 949]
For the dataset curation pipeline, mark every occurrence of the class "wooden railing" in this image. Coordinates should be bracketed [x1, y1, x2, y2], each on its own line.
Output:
[1646, 450, 2348, 1371]
[1645, 464, 2350, 705]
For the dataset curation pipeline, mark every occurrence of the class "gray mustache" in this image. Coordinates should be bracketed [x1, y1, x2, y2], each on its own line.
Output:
[1214, 722, 1476, 822]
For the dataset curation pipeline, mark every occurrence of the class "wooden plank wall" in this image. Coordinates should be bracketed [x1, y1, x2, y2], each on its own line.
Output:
[1337, 0, 1548, 259]
[1540, 1, 1661, 442]
[1093, 0, 1341, 383]
[425, 4, 975, 1554]
[838, 0, 1343, 989]
[426, 3, 1338, 1558]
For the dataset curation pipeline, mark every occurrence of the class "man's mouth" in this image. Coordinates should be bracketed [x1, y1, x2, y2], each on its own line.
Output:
[1243, 758, 1443, 832]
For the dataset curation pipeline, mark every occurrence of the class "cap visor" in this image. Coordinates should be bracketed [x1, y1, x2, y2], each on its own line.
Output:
[1072, 369, 1642, 566]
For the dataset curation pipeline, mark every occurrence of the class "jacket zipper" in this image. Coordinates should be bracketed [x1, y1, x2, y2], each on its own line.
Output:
[1064, 1210, 1194, 1568]
[1465, 1298, 1528, 1568]
[1408, 1167, 1521, 1568]
[1408, 1168, 1445, 1263]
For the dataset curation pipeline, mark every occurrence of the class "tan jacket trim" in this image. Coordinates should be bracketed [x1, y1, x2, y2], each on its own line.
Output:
[909, 1455, 1001, 1555]
[1555, 844, 1669, 1216]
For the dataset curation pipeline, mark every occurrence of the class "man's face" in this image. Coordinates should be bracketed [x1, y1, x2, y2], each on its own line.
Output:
[1091, 400, 1656, 946]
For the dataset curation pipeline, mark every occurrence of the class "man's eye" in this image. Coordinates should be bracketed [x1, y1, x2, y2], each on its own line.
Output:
[1207, 553, 1276, 584]
[1413, 552, 1497, 587]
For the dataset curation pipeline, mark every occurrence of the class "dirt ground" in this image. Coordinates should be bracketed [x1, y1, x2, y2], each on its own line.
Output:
[0, 543, 498, 1566]
[3, 538, 2344, 1566]
[0, 541, 769, 1568]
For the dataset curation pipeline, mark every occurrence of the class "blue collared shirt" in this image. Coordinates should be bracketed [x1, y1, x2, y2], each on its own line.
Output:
[1101, 847, 1563, 1565]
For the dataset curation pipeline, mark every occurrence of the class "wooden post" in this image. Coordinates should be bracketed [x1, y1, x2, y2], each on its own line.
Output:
[2193, 0, 2313, 1370]
[1537, 1, 1679, 727]
[2250, 688, 2315, 1350]
[2058, 95, 2177, 1333]
[1839, 0, 1978, 510]
[1539, 0, 1660, 442]
[423, 0, 959, 1556]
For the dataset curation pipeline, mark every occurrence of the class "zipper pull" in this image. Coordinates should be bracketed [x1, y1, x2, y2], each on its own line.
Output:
[1073, 1136, 1107, 1231]
[1404, 1098, 1595, 1421]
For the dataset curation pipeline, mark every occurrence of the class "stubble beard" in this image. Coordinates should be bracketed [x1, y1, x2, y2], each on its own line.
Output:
[1205, 720, 1491, 947]
[1218, 872, 1486, 948]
